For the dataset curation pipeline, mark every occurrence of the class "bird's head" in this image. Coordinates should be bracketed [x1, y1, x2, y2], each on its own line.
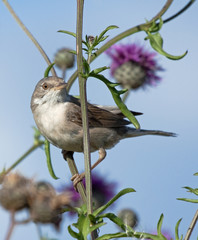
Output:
[31, 76, 68, 111]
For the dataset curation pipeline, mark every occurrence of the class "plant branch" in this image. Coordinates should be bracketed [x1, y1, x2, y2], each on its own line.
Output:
[2, 0, 57, 77]
[0, 142, 44, 183]
[66, 0, 173, 92]
[184, 209, 198, 240]
[164, 0, 196, 24]
[150, 0, 173, 22]
[76, 0, 93, 216]
[62, 151, 87, 204]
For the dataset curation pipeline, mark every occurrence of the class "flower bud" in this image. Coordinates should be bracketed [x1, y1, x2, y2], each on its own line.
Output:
[0, 173, 32, 211]
[54, 48, 75, 70]
[118, 208, 138, 228]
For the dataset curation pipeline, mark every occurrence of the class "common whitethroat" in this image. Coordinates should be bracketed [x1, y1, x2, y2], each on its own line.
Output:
[31, 76, 175, 177]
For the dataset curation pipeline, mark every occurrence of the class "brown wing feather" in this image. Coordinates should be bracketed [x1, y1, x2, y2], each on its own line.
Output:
[67, 96, 131, 128]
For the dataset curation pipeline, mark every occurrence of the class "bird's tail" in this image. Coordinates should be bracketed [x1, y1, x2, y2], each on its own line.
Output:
[124, 128, 176, 138]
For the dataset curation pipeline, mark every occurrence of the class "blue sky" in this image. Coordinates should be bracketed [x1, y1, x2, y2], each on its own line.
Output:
[0, 0, 198, 239]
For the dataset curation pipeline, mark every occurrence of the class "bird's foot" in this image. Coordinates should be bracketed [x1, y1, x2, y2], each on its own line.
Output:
[71, 173, 85, 191]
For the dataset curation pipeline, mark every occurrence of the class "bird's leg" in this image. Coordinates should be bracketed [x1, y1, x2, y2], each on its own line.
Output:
[61, 150, 86, 203]
[71, 148, 107, 190]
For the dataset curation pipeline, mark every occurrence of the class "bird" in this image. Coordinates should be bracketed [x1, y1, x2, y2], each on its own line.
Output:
[31, 76, 175, 184]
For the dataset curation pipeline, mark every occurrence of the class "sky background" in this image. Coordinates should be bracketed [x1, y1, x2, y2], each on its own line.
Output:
[0, 0, 198, 239]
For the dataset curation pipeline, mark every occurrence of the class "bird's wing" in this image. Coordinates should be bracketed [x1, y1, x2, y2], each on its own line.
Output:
[66, 97, 132, 128]
[94, 105, 143, 116]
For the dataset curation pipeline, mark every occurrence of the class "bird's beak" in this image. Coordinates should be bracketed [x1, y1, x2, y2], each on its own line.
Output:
[53, 82, 67, 91]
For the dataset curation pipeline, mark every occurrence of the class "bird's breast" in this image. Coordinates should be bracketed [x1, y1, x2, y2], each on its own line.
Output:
[33, 102, 83, 152]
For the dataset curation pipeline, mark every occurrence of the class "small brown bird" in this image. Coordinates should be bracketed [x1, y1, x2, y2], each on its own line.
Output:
[31, 76, 175, 181]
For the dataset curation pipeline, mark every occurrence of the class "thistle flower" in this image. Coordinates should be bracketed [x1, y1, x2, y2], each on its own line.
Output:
[54, 48, 75, 70]
[118, 208, 138, 229]
[29, 181, 71, 229]
[0, 173, 32, 211]
[60, 173, 117, 213]
[106, 43, 162, 90]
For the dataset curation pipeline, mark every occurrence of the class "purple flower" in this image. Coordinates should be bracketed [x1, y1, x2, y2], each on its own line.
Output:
[60, 173, 117, 214]
[106, 43, 163, 89]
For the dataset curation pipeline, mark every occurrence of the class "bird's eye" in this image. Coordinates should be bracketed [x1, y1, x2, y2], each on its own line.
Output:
[42, 83, 49, 90]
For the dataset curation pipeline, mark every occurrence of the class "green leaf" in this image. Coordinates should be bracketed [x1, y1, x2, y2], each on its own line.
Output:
[93, 188, 135, 216]
[183, 186, 198, 195]
[89, 72, 140, 129]
[92, 66, 109, 75]
[98, 25, 118, 42]
[157, 214, 164, 236]
[96, 232, 128, 240]
[83, 59, 91, 75]
[175, 218, 182, 240]
[194, 172, 198, 176]
[177, 198, 198, 203]
[148, 18, 163, 33]
[68, 225, 80, 239]
[58, 30, 76, 38]
[44, 140, 59, 180]
[89, 221, 106, 233]
[68, 50, 77, 55]
[44, 63, 55, 78]
[145, 32, 187, 60]
[99, 213, 129, 232]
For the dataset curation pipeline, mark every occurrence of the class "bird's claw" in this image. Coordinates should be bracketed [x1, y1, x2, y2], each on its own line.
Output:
[71, 173, 85, 192]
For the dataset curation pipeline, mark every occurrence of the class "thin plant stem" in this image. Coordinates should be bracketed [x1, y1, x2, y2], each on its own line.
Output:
[76, 0, 93, 216]
[184, 209, 198, 240]
[0, 142, 44, 182]
[164, 0, 196, 24]
[5, 211, 15, 240]
[5, 213, 30, 240]
[2, 0, 57, 77]
[63, 151, 87, 204]
[150, 0, 173, 22]
[66, 0, 173, 92]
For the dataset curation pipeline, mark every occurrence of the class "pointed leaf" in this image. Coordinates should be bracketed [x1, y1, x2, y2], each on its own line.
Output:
[83, 59, 91, 75]
[175, 218, 182, 240]
[58, 30, 76, 38]
[96, 232, 128, 240]
[68, 225, 80, 239]
[146, 32, 187, 60]
[177, 198, 198, 203]
[89, 221, 106, 233]
[93, 188, 135, 216]
[44, 63, 55, 77]
[148, 18, 163, 33]
[194, 172, 198, 176]
[92, 66, 109, 75]
[98, 25, 119, 42]
[157, 214, 164, 236]
[82, 216, 91, 239]
[68, 50, 77, 55]
[99, 213, 129, 231]
[44, 140, 59, 179]
[89, 73, 140, 129]
[183, 186, 198, 195]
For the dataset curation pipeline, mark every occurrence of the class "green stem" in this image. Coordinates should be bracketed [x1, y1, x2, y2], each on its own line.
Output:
[2, 0, 57, 77]
[76, 0, 93, 216]
[0, 142, 43, 181]
[66, 0, 173, 92]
